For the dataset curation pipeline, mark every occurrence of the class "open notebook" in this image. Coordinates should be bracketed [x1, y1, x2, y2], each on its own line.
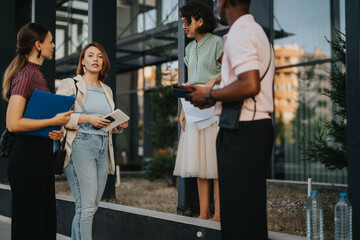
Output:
[101, 109, 130, 132]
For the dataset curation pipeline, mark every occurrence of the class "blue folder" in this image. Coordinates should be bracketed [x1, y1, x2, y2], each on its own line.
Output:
[21, 89, 76, 137]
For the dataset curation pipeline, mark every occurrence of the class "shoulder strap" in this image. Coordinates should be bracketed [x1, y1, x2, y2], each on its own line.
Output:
[73, 78, 78, 97]
[72, 78, 88, 114]
[251, 42, 274, 121]
[259, 42, 273, 82]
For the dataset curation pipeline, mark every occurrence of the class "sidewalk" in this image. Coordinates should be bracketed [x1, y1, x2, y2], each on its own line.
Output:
[0, 215, 70, 240]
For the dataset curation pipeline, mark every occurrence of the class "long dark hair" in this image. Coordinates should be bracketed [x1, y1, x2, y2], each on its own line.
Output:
[2, 23, 49, 101]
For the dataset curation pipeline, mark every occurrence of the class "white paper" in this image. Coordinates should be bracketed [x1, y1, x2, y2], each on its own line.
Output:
[194, 116, 219, 130]
[180, 98, 215, 123]
[102, 109, 130, 132]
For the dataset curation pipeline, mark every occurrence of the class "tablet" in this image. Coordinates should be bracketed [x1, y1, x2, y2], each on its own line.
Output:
[171, 84, 194, 100]
[102, 109, 130, 132]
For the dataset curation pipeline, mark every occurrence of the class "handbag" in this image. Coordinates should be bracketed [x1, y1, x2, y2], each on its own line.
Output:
[219, 102, 243, 130]
[53, 132, 67, 175]
[219, 43, 273, 130]
[0, 128, 17, 158]
[53, 78, 78, 175]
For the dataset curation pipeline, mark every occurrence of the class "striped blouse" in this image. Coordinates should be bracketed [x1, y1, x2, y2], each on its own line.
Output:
[11, 62, 50, 102]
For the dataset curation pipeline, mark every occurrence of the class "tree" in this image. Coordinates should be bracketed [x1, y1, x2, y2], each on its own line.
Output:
[301, 31, 347, 170]
[145, 86, 178, 186]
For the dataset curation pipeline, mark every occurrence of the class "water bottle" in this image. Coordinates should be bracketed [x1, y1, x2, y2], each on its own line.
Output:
[306, 190, 324, 240]
[335, 192, 352, 240]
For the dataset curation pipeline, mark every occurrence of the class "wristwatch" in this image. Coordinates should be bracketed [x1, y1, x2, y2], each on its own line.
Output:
[205, 88, 216, 105]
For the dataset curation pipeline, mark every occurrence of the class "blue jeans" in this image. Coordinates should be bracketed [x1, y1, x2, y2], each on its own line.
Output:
[64, 132, 109, 240]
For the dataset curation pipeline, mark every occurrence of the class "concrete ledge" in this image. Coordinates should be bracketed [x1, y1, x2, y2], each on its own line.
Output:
[0, 215, 70, 240]
[0, 183, 305, 240]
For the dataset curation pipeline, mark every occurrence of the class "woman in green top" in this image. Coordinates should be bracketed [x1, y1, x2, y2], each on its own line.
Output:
[173, 0, 224, 221]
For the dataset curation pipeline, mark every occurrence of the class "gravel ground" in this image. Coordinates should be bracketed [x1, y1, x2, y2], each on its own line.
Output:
[54, 176, 347, 239]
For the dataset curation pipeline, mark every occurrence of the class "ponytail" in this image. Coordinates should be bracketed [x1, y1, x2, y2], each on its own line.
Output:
[2, 53, 27, 101]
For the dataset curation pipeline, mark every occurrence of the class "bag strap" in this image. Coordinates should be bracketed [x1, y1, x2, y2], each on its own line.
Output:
[73, 78, 78, 97]
[60, 78, 80, 143]
[251, 42, 273, 121]
[72, 78, 89, 114]
[259, 43, 273, 82]
[60, 131, 67, 150]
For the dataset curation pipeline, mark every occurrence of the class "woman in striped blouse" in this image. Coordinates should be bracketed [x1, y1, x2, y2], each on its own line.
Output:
[2, 23, 72, 240]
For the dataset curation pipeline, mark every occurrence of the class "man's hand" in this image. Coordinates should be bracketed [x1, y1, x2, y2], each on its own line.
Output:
[186, 83, 215, 109]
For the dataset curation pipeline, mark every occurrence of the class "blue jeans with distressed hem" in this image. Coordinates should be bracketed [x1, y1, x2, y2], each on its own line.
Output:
[64, 132, 109, 240]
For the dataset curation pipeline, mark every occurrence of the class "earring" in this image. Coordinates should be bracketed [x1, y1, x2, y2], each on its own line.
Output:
[83, 65, 87, 74]
[37, 50, 41, 58]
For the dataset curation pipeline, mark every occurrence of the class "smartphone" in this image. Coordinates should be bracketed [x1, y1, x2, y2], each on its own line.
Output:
[171, 84, 194, 100]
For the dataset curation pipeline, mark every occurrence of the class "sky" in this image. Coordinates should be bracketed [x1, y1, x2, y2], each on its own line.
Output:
[274, 0, 345, 56]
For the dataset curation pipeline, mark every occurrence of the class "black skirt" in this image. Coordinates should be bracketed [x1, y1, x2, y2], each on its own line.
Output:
[7, 134, 56, 240]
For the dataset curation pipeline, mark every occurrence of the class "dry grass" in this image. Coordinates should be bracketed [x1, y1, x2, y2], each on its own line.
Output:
[266, 183, 344, 239]
[55, 176, 178, 214]
[54, 176, 346, 239]
[113, 178, 177, 213]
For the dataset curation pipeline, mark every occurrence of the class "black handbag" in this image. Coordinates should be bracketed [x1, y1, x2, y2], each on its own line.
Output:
[219, 102, 243, 130]
[219, 43, 273, 130]
[53, 133, 67, 175]
[0, 128, 17, 158]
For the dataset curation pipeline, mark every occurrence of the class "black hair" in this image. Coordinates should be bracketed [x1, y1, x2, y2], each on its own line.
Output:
[180, 0, 218, 34]
[229, 0, 251, 7]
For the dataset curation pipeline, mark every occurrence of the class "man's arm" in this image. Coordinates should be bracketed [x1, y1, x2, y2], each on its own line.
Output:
[188, 70, 260, 107]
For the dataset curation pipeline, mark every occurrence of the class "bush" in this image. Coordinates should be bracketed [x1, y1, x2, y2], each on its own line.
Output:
[144, 86, 178, 186]
[145, 153, 176, 187]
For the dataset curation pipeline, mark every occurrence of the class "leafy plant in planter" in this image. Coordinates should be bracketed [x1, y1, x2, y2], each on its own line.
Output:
[301, 31, 347, 170]
[145, 86, 178, 186]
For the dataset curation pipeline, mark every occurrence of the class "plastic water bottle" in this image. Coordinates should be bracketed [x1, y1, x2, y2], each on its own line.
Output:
[335, 192, 352, 240]
[306, 190, 324, 240]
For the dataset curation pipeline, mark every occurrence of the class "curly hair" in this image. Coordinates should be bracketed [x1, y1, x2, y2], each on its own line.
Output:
[180, 0, 218, 34]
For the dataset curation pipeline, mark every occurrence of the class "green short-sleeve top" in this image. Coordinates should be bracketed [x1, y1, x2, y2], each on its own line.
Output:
[184, 33, 224, 84]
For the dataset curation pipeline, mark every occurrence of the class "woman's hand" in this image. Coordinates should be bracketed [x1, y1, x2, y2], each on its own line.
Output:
[86, 115, 111, 128]
[52, 110, 73, 126]
[119, 121, 128, 129]
[116, 121, 129, 131]
[205, 78, 217, 89]
[180, 108, 186, 132]
[205, 76, 221, 89]
[49, 129, 64, 140]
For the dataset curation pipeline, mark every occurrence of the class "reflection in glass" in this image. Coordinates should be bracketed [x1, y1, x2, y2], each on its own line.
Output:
[273, 46, 347, 184]
[55, 0, 89, 59]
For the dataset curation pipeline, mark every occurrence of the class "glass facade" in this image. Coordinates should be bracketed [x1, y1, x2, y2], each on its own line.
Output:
[113, 1, 179, 169]
[53, 0, 348, 184]
[273, 0, 347, 184]
[55, 0, 89, 59]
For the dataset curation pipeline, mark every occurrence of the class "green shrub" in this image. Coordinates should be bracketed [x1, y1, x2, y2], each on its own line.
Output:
[144, 86, 178, 186]
[145, 153, 176, 187]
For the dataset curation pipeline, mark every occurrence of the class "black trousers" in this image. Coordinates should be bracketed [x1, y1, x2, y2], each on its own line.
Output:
[216, 119, 273, 240]
[7, 134, 56, 240]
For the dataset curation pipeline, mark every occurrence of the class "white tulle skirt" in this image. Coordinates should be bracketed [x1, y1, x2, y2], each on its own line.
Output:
[173, 121, 219, 179]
